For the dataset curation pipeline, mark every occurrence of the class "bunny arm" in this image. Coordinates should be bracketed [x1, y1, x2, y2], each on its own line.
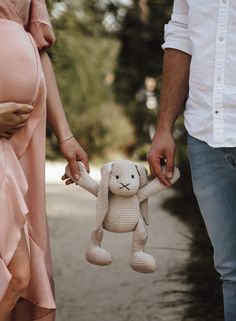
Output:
[77, 172, 99, 197]
[66, 161, 99, 197]
[137, 167, 180, 203]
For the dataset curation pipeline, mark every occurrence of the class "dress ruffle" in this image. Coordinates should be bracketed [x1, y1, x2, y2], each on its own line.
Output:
[0, 139, 28, 269]
[22, 237, 56, 309]
[0, 140, 56, 313]
[26, 0, 56, 50]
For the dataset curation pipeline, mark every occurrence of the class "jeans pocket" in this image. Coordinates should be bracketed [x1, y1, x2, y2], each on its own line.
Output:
[223, 148, 236, 169]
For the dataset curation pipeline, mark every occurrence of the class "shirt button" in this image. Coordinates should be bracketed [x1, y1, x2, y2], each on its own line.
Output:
[215, 110, 219, 114]
[217, 76, 222, 81]
[219, 36, 224, 42]
[222, 0, 227, 3]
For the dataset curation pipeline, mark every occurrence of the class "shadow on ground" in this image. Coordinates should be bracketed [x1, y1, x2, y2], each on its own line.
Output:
[162, 158, 224, 321]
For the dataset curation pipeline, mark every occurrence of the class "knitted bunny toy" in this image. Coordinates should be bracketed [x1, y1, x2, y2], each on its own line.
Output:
[66, 160, 180, 273]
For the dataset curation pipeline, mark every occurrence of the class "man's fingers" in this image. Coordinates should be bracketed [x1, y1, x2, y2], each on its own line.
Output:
[149, 161, 157, 178]
[147, 148, 172, 186]
[166, 152, 175, 179]
[147, 133, 176, 186]
[150, 158, 171, 186]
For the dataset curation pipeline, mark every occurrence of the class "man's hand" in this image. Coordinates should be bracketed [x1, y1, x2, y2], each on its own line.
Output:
[0, 102, 33, 139]
[147, 131, 176, 186]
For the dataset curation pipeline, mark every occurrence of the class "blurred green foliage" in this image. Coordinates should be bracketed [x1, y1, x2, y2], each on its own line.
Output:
[46, 0, 174, 160]
[113, 0, 173, 157]
[114, 0, 172, 104]
[46, 0, 136, 160]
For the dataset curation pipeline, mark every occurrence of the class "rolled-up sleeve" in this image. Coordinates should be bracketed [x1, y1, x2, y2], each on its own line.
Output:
[26, 0, 56, 50]
[162, 0, 191, 55]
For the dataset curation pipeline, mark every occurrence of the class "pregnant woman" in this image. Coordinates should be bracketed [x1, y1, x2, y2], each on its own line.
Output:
[0, 1, 89, 321]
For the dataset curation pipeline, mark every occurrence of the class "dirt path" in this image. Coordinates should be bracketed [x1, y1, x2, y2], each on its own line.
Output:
[46, 182, 191, 321]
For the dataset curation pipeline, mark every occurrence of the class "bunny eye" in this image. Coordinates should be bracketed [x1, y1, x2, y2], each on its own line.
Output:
[131, 175, 134, 179]
[116, 175, 119, 179]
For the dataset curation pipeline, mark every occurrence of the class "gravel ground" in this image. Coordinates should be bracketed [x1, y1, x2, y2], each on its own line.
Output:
[46, 178, 191, 321]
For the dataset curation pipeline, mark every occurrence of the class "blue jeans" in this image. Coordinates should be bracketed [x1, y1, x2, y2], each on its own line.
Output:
[188, 134, 236, 321]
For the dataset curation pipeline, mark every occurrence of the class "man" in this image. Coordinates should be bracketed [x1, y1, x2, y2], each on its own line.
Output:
[147, 1, 236, 320]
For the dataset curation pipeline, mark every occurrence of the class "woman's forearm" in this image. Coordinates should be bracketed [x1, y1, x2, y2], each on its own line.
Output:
[40, 51, 72, 142]
[40, 50, 90, 179]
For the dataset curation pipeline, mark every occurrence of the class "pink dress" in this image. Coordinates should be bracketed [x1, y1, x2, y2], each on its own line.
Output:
[0, 1, 56, 320]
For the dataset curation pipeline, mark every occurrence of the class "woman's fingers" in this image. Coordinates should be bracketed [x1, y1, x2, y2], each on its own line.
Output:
[13, 103, 33, 114]
[0, 120, 28, 138]
[0, 103, 33, 138]
[0, 102, 33, 114]
[59, 138, 90, 183]
[61, 173, 76, 185]
[67, 156, 80, 181]
[6, 128, 18, 135]
[61, 173, 68, 181]
[79, 154, 90, 173]
[14, 120, 28, 129]
[0, 132, 12, 139]
[12, 104, 33, 126]
[1, 128, 16, 138]
[14, 113, 31, 124]
[65, 178, 75, 185]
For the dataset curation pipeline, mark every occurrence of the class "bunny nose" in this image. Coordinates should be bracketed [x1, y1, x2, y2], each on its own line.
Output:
[119, 182, 130, 190]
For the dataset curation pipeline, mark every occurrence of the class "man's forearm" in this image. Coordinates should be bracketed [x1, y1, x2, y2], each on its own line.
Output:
[147, 49, 191, 184]
[156, 48, 191, 134]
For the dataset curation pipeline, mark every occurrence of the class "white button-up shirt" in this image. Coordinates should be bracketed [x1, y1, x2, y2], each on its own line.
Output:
[162, 0, 236, 147]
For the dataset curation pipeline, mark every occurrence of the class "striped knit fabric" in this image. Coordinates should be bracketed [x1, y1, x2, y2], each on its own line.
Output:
[66, 160, 180, 273]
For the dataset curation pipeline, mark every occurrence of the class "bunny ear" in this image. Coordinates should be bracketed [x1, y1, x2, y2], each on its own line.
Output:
[135, 164, 149, 225]
[95, 162, 113, 230]
[135, 164, 148, 188]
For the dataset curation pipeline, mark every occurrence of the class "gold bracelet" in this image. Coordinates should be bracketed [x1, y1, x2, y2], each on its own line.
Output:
[58, 134, 75, 145]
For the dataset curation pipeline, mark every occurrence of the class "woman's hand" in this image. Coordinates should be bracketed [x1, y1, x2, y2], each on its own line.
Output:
[60, 136, 90, 185]
[0, 102, 33, 139]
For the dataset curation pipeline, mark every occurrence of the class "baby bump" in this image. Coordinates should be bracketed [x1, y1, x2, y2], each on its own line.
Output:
[0, 20, 38, 104]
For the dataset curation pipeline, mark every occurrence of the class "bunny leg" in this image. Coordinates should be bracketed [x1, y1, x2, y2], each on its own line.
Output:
[85, 227, 112, 266]
[130, 218, 156, 273]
